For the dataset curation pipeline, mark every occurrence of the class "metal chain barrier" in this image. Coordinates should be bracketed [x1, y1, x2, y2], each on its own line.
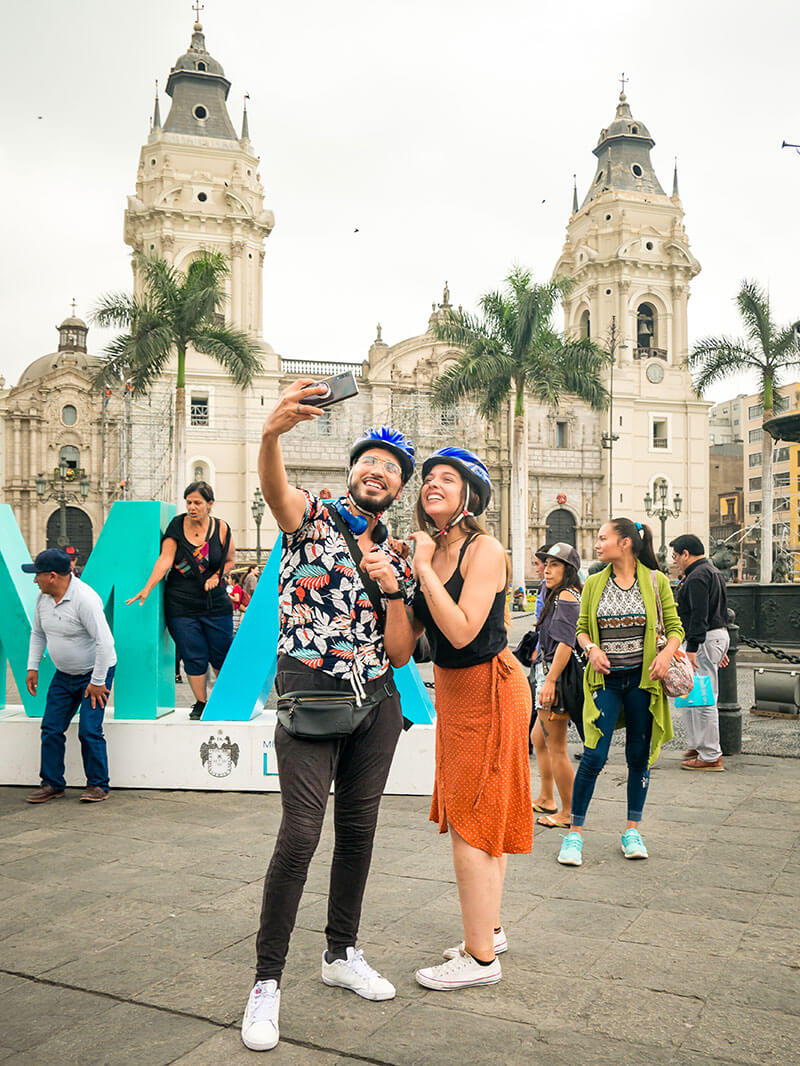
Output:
[738, 636, 800, 665]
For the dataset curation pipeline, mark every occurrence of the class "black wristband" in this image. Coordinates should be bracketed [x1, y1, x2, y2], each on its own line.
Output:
[384, 589, 405, 600]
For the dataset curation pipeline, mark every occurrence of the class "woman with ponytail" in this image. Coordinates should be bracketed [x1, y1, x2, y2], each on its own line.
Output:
[407, 448, 532, 993]
[557, 518, 684, 867]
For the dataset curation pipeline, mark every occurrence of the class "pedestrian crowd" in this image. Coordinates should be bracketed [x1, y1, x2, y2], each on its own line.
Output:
[17, 377, 731, 1056]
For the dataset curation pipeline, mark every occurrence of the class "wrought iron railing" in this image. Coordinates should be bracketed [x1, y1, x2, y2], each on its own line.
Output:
[281, 359, 363, 378]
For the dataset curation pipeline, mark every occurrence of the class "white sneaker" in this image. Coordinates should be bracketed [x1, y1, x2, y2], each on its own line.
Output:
[321, 947, 396, 1001]
[415, 949, 502, 991]
[443, 927, 508, 960]
[241, 979, 280, 1051]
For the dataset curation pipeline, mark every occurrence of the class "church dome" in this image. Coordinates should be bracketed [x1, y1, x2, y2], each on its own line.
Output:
[17, 349, 101, 386]
[171, 23, 226, 77]
[580, 91, 665, 209]
[17, 309, 100, 386]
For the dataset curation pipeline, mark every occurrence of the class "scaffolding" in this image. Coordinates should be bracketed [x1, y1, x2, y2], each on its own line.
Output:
[101, 385, 173, 510]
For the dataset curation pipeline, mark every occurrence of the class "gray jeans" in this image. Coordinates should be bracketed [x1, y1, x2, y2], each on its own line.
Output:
[255, 655, 403, 982]
[683, 628, 729, 761]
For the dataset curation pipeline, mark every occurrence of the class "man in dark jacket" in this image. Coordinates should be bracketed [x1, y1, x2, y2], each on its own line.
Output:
[670, 535, 729, 771]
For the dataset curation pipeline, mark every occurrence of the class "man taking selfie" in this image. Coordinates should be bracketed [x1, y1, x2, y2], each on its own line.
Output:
[242, 378, 417, 1053]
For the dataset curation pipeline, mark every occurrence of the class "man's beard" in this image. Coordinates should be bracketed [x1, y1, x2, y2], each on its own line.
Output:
[348, 479, 397, 516]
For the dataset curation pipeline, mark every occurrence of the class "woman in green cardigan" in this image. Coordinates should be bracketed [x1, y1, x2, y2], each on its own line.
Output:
[557, 518, 684, 867]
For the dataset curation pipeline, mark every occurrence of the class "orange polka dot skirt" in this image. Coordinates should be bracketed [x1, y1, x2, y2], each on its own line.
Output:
[430, 647, 533, 857]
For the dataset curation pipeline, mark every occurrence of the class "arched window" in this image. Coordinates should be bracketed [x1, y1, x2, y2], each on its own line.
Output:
[59, 445, 80, 471]
[637, 303, 656, 349]
[579, 309, 590, 339]
[545, 509, 576, 547]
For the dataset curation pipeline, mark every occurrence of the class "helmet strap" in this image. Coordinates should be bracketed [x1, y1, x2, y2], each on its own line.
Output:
[433, 487, 473, 539]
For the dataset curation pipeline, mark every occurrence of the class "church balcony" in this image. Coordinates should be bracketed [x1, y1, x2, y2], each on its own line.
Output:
[281, 358, 363, 378]
[633, 346, 667, 361]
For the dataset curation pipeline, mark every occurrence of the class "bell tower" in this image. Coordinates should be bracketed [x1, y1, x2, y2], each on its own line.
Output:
[554, 87, 709, 540]
[124, 13, 274, 339]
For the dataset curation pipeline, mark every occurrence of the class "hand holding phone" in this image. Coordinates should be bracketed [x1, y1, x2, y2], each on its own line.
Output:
[303, 371, 359, 408]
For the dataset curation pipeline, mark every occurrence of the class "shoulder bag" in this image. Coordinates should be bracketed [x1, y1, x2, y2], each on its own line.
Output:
[650, 570, 694, 698]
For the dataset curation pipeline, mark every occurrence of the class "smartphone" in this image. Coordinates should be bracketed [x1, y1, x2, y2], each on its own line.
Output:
[304, 371, 360, 408]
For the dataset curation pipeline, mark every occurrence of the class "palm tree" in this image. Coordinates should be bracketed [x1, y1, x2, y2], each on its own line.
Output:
[431, 267, 609, 590]
[689, 280, 800, 583]
[93, 252, 263, 507]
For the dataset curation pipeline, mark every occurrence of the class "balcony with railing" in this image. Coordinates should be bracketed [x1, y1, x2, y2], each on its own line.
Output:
[634, 347, 668, 361]
[281, 358, 363, 378]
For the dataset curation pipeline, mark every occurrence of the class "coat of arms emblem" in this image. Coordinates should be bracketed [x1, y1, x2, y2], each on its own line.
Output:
[200, 733, 240, 778]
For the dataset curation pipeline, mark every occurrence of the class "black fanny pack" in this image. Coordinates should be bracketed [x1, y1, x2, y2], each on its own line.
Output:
[276, 680, 395, 740]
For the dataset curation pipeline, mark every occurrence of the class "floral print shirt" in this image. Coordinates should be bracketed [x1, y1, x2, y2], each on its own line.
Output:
[278, 492, 414, 689]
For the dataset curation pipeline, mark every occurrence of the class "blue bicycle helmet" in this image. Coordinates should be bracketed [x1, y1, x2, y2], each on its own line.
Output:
[349, 426, 415, 484]
[421, 447, 492, 515]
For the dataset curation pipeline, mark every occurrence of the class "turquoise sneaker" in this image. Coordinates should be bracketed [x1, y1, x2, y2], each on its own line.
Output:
[621, 828, 648, 859]
[557, 832, 583, 866]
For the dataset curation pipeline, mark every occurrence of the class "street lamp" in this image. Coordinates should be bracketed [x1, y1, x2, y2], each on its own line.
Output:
[644, 479, 682, 570]
[34, 466, 91, 548]
[251, 486, 265, 565]
[600, 315, 628, 517]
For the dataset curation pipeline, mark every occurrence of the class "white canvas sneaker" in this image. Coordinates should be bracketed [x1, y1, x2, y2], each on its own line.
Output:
[415, 949, 502, 991]
[321, 947, 396, 1001]
[443, 926, 508, 960]
[241, 979, 280, 1051]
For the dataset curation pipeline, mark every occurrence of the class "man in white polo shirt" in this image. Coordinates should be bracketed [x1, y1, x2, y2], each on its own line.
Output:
[23, 549, 117, 803]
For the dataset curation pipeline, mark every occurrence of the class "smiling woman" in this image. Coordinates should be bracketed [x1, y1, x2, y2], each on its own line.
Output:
[408, 446, 532, 993]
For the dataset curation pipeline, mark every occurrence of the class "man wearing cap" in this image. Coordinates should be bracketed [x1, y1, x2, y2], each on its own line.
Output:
[23, 548, 117, 803]
[241, 380, 416, 1053]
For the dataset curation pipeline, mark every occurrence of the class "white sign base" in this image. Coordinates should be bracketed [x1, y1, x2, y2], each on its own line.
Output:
[0, 707, 436, 796]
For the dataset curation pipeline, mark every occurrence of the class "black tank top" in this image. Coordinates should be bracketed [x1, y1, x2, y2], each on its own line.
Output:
[412, 535, 507, 668]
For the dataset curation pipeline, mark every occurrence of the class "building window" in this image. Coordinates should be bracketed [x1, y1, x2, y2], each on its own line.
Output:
[774, 472, 790, 488]
[748, 452, 762, 467]
[749, 477, 762, 491]
[775, 497, 790, 512]
[652, 418, 668, 449]
[193, 104, 208, 120]
[632, 163, 643, 177]
[637, 303, 656, 349]
[190, 395, 209, 426]
[775, 395, 790, 413]
[555, 421, 568, 448]
[440, 406, 457, 430]
[775, 447, 790, 462]
[317, 410, 332, 436]
[579, 309, 590, 339]
[748, 403, 762, 419]
[59, 445, 80, 471]
[748, 428, 762, 443]
[748, 501, 762, 514]
[61, 404, 77, 426]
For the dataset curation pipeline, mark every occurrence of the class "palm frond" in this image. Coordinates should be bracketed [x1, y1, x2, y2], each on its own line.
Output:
[736, 279, 775, 358]
[133, 253, 181, 313]
[192, 326, 263, 387]
[91, 292, 138, 329]
[688, 337, 757, 393]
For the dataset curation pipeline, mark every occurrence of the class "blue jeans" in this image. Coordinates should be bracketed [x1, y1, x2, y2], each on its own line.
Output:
[571, 667, 652, 826]
[40, 666, 115, 792]
[166, 613, 233, 676]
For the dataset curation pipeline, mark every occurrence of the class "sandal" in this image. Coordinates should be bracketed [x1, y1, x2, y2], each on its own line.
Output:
[533, 803, 558, 814]
[537, 815, 571, 829]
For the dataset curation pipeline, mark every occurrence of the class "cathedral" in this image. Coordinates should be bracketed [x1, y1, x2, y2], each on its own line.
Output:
[0, 16, 708, 576]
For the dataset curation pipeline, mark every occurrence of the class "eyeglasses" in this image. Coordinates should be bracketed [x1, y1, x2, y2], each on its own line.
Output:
[357, 455, 401, 477]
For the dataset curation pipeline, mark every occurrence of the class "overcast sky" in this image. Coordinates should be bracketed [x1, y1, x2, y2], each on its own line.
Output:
[2, 0, 799, 401]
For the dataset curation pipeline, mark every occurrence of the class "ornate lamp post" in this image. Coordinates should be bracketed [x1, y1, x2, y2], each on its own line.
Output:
[643, 480, 682, 570]
[251, 486, 265, 565]
[36, 463, 91, 548]
[600, 315, 628, 517]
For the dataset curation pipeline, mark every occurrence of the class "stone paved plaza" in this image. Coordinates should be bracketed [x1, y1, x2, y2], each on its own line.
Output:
[1, 742, 799, 1065]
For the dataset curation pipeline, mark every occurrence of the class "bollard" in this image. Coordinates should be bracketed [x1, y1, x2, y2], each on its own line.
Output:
[718, 608, 742, 755]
